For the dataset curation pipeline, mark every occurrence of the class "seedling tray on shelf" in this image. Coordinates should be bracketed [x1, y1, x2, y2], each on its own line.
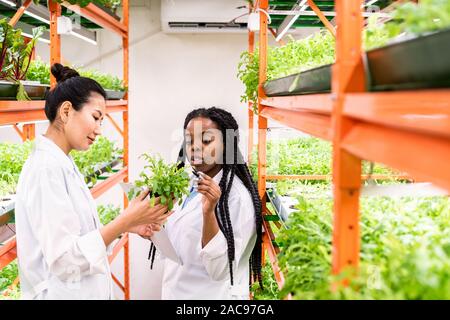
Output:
[366, 27, 450, 91]
[263, 64, 332, 97]
[0, 81, 49, 100]
[105, 89, 126, 100]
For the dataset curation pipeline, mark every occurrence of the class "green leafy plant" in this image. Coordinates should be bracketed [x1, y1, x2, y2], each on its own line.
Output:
[249, 136, 400, 194]
[25, 61, 126, 92]
[0, 141, 33, 198]
[131, 154, 190, 210]
[78, 69, 126, 92]
[0, 261, 18, 295]
[97, 204, 120, 225]
[25, 59, 50, 85]
[0, 19, 44, 100]
[94, 0, 122, 12]
[71, 136, 122, 187]
[238, 0, 450, 111]
[251, 260, 281, 300]
[277, 195, 450, 299]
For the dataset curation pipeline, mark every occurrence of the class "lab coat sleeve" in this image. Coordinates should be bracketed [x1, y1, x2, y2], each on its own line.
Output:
[26, 167, 109, 282]
[199, 192, 255, 282]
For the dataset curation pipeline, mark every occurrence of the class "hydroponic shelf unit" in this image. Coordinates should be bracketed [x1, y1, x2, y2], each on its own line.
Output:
[0, 0, 131, 299]
[249, 0, 450, 292]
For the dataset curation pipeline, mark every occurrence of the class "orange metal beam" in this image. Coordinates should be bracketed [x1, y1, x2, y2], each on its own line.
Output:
[63, 3, 127, 38]
[266, 174, 411, 181]
[122, 0, 130, 300]
[91, 166, 128, 199]
[342, 121, 450, 192]
[262, 219, 285, 289]
[108, 233, 129, 264]
[307, 0, 336, 37]
[106, 114, 124, 137]
[8, 0, 32, 27]
[0, 238, 17, 269]
[269, 28, 285, 46]
[0, 101, 128, 126]
[344, 90, 450, 138]
[331, 0, 365, 279]
[49, 1, 61, 87]
[111, 273, 125, 292]
[260, 106, 332, 141]
[248, 5, 255, 165]
[12, 124, 25, 140]
[258, 0, 269, 203]
[260, 94, 332, 115]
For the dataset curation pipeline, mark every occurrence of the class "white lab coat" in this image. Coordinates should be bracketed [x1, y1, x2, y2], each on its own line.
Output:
[15, 135, 114, 300]
[161, 169, 256, 300]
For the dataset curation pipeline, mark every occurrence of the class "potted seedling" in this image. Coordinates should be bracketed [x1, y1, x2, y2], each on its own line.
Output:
[127, 154, 190, 210]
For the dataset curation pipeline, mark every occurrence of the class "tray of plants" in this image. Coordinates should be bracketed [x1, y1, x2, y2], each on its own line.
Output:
[0, 81, 49, 100]
[263, 64, 332, 97]
[366, 27, 450, 91]
[105, 89, 126, 100]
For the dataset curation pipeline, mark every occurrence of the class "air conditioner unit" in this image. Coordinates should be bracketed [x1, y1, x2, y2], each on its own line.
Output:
[161, 0, 250, 33]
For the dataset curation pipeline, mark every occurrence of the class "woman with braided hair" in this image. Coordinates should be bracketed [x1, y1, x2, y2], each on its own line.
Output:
[158, 106, 263, 300]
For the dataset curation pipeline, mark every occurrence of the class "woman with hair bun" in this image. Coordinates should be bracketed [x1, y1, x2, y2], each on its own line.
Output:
[15, 63, 171, 300]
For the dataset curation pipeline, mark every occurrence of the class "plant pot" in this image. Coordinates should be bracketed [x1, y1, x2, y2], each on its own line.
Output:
[22, 81, 50, 100]
[94, 3, 121, 21]
[0, 80, 19, 100]
[0, 80, 49, 100]
[263, 64, 332, 97]
[105, 89, 126, 100]
[366, 28, 450, 91]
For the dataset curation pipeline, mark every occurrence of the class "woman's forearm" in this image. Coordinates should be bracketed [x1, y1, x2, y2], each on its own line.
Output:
[202, 209, 220, 248]
[100, 215, 130, 247]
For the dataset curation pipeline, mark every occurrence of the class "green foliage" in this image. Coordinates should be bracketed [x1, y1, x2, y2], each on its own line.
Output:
[25, 60, 126, 92]
[388, 0, 450, 35]
[78, 69, 126, 92]
[249, 136, 399, 194]
[132, 154, 190, 210]
[94, 0, 122, 11]
[97, 204, 120, 225]
[277, 196, 450, 299]
[238, 0, 450, 110]
[25, 59, 50, 85]
[0, 19, 44, 100]
[237, 31, 335, 109]
[53, 0, 93, 8]
[0, 141, 33, 198]
[71, 136, 122, 187]
[0, 261, 18, 294]
[251, 260, 281, 300]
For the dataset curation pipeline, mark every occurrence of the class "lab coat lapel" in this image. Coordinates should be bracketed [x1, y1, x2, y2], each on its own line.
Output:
[169, 169, 224, 226]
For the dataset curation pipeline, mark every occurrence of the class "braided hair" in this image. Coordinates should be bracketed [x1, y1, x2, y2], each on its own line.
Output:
[176, 107, 263, 287]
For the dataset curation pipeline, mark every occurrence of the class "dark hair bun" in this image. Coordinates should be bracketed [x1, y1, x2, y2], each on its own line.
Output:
[51, 63, 80, 83]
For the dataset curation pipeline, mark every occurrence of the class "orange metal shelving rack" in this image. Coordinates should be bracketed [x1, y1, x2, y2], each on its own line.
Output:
[250, 0, 450, 292]
[0, 0, 131, 299]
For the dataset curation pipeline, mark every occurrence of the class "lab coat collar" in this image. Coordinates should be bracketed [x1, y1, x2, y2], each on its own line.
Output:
[173, 167, 226, 224]
[35, 135, 77, 172]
